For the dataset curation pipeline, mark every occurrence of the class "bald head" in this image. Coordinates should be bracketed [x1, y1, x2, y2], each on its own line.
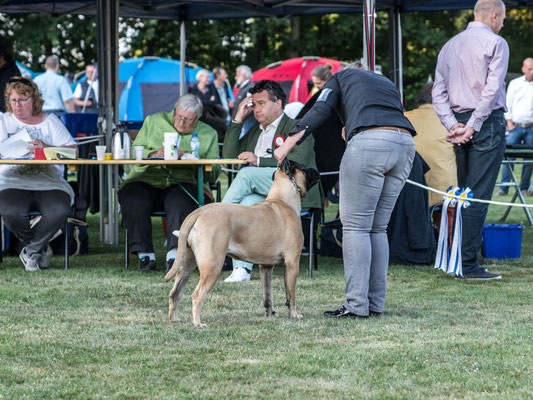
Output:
[474, 0, 506, 33]
[523, 58, 533, 82]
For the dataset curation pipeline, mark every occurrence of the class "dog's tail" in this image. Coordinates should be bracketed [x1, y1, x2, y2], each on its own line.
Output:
[164, 210, 200, 282]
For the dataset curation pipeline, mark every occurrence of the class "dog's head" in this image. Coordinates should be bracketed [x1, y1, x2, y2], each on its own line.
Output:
[274, 159, 320, 197]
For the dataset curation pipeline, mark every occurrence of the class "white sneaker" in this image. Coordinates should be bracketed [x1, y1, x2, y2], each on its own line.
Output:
[224, 267, 251, 282]
[19, 247, 40, 272]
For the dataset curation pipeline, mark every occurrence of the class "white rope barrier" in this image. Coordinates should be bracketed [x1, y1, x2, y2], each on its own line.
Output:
[406, 179, 533, 208]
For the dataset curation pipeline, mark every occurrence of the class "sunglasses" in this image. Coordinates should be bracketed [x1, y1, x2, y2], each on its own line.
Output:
[9, 77, 33, 87]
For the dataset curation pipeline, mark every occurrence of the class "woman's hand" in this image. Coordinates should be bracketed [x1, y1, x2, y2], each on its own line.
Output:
[149, 147, 165, 158]
[27, 139, 48, 152]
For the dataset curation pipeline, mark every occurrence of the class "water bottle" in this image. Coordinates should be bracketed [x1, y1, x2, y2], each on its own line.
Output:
[191, 132, 200, 159]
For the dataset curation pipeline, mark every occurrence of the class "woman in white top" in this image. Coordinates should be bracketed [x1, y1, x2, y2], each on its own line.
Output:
[0, 77, 76, 271]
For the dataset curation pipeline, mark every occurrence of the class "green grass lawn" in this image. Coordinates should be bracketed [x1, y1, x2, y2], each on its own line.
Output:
[1, 189, 532, 399]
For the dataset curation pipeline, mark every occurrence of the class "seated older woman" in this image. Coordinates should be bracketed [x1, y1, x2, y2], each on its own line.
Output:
[0, 77, 77, 271]
[118, 94, 221, 273]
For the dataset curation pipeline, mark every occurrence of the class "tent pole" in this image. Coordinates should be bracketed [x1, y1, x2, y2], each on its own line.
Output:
[388, 8, 403, 99]
[180, 19, 186, 96]
[362, 0, 376, 71]
[96, 0, 120, 244]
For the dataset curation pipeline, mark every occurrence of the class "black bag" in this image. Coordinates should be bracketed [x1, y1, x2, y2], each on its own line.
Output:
[318, 224, 343, 258]
[49, 218, 89, 256]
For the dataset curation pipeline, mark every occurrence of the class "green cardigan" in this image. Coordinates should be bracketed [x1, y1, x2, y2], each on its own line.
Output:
[222, 114, 323, 209]
[121, 111, 221, 191]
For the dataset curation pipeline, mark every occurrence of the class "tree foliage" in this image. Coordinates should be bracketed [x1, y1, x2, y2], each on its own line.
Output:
[1, 7, 532, 109]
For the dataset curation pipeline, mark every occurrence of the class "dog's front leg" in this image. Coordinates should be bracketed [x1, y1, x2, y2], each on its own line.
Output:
[284, 261, 302, 319]
[259, 265, 276, 317]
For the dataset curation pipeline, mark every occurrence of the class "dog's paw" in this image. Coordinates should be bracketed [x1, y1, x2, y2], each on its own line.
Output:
[264, 309, 277, 317]
[193, 322, 208, 329]
[289, 311, 303, 319]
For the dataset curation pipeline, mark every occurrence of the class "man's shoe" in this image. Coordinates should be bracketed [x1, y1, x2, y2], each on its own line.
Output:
[165, 259, 175, 274]
[224, 267, 251, 282]
[19, 247, 40, 272]
[522, 189, 533, 196]
[460, 268, 501, 280]
[369, 310, 382, 317]
[324, 305, 368, 319]
[495, 189, 508, 196]
[138, 256, 156, 272]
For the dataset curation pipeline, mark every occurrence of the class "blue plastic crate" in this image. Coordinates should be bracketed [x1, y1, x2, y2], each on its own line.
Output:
[483, 224, 525, 259]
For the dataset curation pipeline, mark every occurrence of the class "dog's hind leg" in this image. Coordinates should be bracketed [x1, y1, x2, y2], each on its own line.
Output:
[190, 268, 218, 328]
[168, 251, 197, 322]
[259, 265, 276, 317]
[284, 260, 302, 319]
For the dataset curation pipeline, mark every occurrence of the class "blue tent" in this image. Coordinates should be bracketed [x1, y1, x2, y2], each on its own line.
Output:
[15, 61, 38, 78]
[118, 57, 204, 121]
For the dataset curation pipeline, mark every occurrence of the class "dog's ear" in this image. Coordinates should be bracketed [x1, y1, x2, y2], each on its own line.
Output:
[303, 167, 321, 191]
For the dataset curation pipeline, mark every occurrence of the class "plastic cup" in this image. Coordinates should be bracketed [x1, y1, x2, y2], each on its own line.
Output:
[104, 153, 112, 160]
[95, 145, 106, 160]
[134, 145, 144, 160]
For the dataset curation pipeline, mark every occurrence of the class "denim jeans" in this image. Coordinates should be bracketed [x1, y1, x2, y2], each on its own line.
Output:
[499, 126, 533, 193]
[454, 110, 506, 274]
[340, 129, 415, 315]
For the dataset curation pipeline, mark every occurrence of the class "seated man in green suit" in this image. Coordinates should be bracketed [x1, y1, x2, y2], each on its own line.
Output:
[222, 79, 322, 282]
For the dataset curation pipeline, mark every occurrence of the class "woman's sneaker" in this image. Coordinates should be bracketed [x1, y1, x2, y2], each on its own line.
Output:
[224, 267, 251, 282]
[19, 247, 40, 272]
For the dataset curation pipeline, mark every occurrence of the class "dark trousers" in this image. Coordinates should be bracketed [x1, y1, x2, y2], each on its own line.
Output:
[0, 189, 71, 255]
[454, 110, 506, 274]
[118, 181, 207, 254]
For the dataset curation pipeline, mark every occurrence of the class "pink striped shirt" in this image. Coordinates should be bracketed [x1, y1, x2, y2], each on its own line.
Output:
[432, 21, 509, 132]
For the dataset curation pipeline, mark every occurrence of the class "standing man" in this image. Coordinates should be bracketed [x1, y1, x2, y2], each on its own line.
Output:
[211, 66, 234, 121]
[496, 58, 533, 196]
[432, 0, 508, 279]
[274, 66, 416, 318]
[34, 55, 75, 114]
[73, 63, 98, 113]
[232, 65, 253, 118]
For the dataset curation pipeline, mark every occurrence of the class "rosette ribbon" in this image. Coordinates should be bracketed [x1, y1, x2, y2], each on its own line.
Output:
[434, 186, 460, 273]
[447, 188, 473, 277]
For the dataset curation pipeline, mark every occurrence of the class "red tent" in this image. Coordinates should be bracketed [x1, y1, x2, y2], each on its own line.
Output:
[252, 56, 346, 103]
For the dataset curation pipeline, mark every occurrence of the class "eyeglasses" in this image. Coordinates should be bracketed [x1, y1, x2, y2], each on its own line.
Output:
[8, 97, 32, 105]
[9, 77, 32, 86]
[174, 114, 197, 124]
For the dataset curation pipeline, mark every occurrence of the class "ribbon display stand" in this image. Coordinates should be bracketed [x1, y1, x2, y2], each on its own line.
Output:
[434, 186, 473, 278]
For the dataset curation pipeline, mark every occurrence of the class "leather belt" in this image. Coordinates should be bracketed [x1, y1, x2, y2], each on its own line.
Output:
[514, 122, 533, 129]
[349, 126, 412, 141]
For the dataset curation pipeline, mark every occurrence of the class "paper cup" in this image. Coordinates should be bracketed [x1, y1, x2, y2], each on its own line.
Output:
[95, 145, 106, 160]
[134, 145, 144, 160]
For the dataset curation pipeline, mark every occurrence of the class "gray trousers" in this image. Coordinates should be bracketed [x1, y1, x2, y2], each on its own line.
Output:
[340, 129, 415, 315]
[0, 189, 71, 256]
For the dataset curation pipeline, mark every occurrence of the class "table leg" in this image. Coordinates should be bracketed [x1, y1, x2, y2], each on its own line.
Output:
[197, 165, 204, 206]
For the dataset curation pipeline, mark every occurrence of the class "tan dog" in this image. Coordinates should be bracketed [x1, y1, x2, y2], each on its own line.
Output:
[164, 160, 320, 328]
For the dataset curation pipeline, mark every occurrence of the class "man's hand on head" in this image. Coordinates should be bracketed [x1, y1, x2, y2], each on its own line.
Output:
[233, 96, 254, 123]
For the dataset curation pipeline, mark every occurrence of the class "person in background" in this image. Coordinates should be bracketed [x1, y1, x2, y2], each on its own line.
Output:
[496, 57, 533, 196]
[405, 82, 457, 207]
[73, 63, 98, 113]
[0, 77, 77, 271]
[34, 55, 74, 114]
[211, 66, 234, 122]
[0, 35, 21, 113]
[232, 65, 253, 119]
[432, 0, 508, 280]
[274, 65, 416, 319]
[191, 69, 218, 107]
[308, 63, 333, 99]
[118, 94, 220, 273]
